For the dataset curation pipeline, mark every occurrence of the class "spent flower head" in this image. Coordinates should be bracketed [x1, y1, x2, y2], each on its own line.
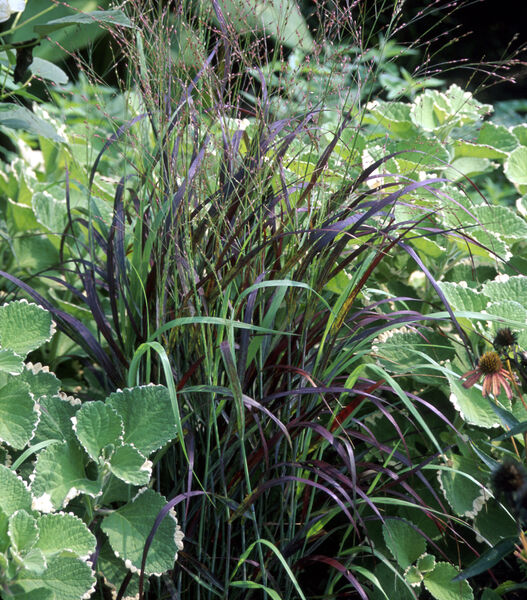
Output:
[461, 351, 515, 399]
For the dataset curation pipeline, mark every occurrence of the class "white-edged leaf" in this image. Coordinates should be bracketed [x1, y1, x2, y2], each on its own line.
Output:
[74, 401, 123, 461]
[0, 300, 54, 357]
[107, 385, 178, 456]
[36, 512, 96, 559]
[101, 488, 183, 575]
[108, 444, 151, 486]
[0, 378, 39, 449]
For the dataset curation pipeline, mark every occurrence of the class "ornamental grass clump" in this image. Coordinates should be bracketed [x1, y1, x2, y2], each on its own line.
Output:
[2, 0, 527, 598]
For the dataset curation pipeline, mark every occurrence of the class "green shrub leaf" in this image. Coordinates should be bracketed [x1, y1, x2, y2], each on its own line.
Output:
[424, 562, 473, 600]
[32, 395, 80, 445]
[74, 401, 123, 461]
[0, 300, 54, 357]
[383, 519, 426, 569]
[108, 444, 151, 486]
[31, 441, 101, 511]
[0, 464, 32, 517]
[9, 509, 38, 554]
[107, 385, 178, 455]
[101, 488, 183, 575]
[16, 554, 96, 600]
[0, 378, 39, 449]
[36, 513, 96, 559]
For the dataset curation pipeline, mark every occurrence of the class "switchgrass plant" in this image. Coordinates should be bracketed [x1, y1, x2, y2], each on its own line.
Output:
[2, 0, 527, 598]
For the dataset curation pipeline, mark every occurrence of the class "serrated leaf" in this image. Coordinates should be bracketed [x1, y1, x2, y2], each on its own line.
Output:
[446, 369, 500, 428]
[74, 401, 123, 461]
[96, 539, 140, 598]
[478, 122, 518, 153]
[417, 553, 436, 573]
[0, 349, 24, 374]
[437, 282, 489, 313]
[444, 156, 492, 180]
[32, 191, 68, 233]
[383, 519, 426, 569]
[0, 300, 54, 356]
[9, 509, 38, 554]
[512, 124, 527, 146]
[365, 100, 416, 137]
[482, 275, 527, 307]
[505, 146, 527, 187]
[107, 385, 178, 456]
[33, 395, 79, 445]
[31, 441, 101, 511]
[0, 105, 64, 142]
[404, 564, 423, 586]
[22, 547, 47, 575]
[36, 513, 96, 559]
[19, 365, 61, 399]
[34, 9, 133, 35]
[485, 300, 527, 348]
[0, 378, 38, 449]
[0, 464, 32, 516]
[472, 205, 527, 242]
[438, 454, 487, 517]
[0, 508, 9, 552]
[424, 562, 473, 600]
[16, 554, 96, 600]
[453, 140, 509, 160]
[109, 444, 151, 486]
[101, 488, 182, 575]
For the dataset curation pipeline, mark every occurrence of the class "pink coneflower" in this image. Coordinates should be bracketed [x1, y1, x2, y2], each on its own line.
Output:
[461, 351, 515, 399]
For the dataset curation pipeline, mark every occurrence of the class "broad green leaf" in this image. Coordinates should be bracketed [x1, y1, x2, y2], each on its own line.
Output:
[95, 539, 140, 598]
[9, 509, 38, 554]
[365, 100, 416, 137]
[101, 488, 183, 575]
[0, 348, 24, 374]
[12, 236, 60, 273]
[0, 105, 64, 142]
[438, 454, 487, 517]
[218, 0, 312, 51]
[19, 365, 61, 399]
[11, 588, 52, 600]
[437, 282, 489, 313]
[383, 519, 426, 569]
[446, 369, 500, 428]
[478, 122, 518, 153]
[417, 553, 436, 573]
[32, 191, 68, 233]
[471, 205, 527, 241]
[31, 441, 101, 511]
[0, 300, 54, 357]
[17, 554, 96, 600]
[108, 444, 151, 486]
[424, 562, 473, 600]
[74, 401, 123, 461]
[0, 464, 32, 516]
[505, 146, 527, 190]
[444, 156, 492, 180]
[410, 91, 438, 131]
[453, 140, 509, 160]
[0, 378, 38, 449]
[512, 124, 527, 146]
[29, 58, 69, 86]
[482, 275, 527, 307]
[22, 547, 47, 575]
[107, 385, 178, 455]
[0, 508, 9, 552]
[473, 498, 518, 545]
[404, 564, 423, 586]
[485, 300, 527, 348]
[36, 513, 96, 558]
[32, 395, 79, 445]
[34, 9, 133, 34]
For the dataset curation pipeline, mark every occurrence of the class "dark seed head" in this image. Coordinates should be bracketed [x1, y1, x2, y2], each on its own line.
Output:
[492, 461, 526, 495]
[494, 328, 518, 349]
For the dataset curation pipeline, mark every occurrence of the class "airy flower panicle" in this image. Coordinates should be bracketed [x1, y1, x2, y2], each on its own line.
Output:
[461, 351, 515, 399]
